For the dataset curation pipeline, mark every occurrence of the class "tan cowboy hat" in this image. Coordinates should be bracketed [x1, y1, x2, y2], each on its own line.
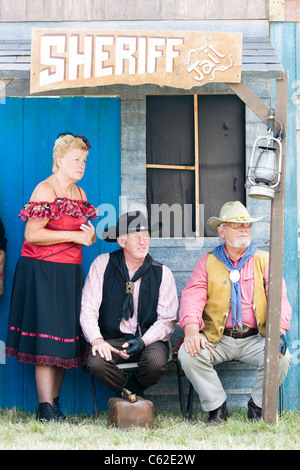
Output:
[207, 201, 263, 232]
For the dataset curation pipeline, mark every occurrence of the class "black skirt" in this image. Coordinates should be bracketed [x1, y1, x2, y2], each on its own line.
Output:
[6, 256, 84, 369]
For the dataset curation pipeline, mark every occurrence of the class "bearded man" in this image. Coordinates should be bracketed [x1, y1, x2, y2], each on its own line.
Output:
[178, 201, 292, 424]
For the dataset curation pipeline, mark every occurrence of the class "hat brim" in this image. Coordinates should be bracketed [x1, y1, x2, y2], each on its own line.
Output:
[207, 216, 263, 232]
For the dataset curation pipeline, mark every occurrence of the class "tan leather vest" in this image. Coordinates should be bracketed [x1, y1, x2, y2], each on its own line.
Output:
[202, 249, 269, 343]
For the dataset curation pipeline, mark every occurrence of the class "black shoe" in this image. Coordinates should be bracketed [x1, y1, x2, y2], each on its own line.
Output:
[53, 397, 66, 421]
[248, 397, 262, 421]
[36, 402, 58, 422]
[207, 401, 228, 425]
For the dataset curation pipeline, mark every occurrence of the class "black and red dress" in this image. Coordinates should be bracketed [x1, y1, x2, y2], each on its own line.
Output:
[6, 193, 97, 369]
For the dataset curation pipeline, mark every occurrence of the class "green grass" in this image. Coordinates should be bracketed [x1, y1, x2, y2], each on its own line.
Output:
[0, 408, 299, 450]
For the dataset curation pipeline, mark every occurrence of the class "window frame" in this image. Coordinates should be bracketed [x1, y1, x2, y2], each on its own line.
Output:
[146, 93, 246, 238]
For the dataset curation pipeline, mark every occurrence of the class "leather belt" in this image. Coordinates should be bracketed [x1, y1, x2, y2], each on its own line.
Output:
[223, 328, 258, 339]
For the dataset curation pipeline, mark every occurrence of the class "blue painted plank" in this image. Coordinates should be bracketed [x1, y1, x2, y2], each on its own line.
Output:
[22, 98, 53, 412]
[271, 23, 299, 411]
[297, 24, 300, 95]
[98, 97, 121, 257]
[23, 98, 52, 200]
[0, 98, 25, 410]
[74, 97, 122, 414]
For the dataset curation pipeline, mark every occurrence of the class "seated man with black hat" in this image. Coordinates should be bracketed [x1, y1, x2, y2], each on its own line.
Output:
[80, 211, 178, 397]
[178, 201, 292, 424]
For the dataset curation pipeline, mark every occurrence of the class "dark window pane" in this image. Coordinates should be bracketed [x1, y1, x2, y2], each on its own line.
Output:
[198, 95, 245, 237]
[147, 168, 195, 237]
[146, 95, 194, 166]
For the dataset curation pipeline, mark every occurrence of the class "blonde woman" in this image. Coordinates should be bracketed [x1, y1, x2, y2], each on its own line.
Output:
[6, 133, 97, 421]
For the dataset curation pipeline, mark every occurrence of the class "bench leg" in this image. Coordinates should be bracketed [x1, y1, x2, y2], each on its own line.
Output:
[186, 383, 194, 420]
[91, 374, 98, 418]
[175, 361, 186, 419]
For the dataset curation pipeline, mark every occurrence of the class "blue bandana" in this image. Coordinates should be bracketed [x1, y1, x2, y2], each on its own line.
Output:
[212, 243, 257, 329]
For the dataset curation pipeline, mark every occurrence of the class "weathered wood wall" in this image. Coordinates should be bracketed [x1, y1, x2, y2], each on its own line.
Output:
[0, 0, 297, 23]
[0, 0, 268, 22]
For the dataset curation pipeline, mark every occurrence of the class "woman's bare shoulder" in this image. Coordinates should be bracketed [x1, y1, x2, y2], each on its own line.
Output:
[29, 178, 56, 202]
[76, 186, 87, 201]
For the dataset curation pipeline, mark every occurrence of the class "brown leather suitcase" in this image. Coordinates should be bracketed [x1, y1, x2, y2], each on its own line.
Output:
[107, 389, 154, 429]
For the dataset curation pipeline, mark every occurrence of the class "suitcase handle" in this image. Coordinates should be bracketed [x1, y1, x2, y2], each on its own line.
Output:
[121, 388, 138, 403]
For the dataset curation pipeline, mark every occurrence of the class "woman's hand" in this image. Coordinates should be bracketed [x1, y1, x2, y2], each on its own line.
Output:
[77, 221, 96, 246]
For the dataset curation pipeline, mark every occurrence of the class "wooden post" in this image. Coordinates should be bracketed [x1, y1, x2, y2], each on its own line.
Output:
[194, 94, 200, 236]
[262, 73, 289, 423]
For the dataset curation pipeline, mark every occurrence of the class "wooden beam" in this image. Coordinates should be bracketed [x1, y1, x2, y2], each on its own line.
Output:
[227, 81, 270, 123]
[194, 94, 200, 237]
[0, 79, 12, 94]
[262, 73, 289, 424]
[146, 164, 195, 170]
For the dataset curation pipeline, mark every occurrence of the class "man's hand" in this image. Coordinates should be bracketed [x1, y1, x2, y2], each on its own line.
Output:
[279, 332, 287, 358]
[120, 338, 145, 359]
[184, 323, 206, 357]
[91, 338, 119, 361]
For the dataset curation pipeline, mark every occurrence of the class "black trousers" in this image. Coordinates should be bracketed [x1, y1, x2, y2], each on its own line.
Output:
[87, 337, 169, 393]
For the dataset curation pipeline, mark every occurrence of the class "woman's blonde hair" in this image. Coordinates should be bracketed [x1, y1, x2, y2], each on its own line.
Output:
[52, 134, 89, 173]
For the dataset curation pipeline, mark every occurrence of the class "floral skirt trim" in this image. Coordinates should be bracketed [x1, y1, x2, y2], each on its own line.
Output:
[6, 347, 82, 369]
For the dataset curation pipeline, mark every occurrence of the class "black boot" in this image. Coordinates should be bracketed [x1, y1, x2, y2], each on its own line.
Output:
[53, 397, 66, 421]
[36, 402, 58, 422]
[247, 397, 262, 421]
[207, 401, 228, 425]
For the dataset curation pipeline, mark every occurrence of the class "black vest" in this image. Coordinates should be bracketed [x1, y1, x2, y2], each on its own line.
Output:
[99, 250, 163, 340]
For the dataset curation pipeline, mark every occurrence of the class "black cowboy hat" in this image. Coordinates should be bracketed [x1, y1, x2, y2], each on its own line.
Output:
[102, 211, 161, 242]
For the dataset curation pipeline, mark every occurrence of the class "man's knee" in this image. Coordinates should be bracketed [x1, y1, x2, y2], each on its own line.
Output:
[87, 350, 127, 392]
[87, 350, 106, 376]
[178, 344, 192, 369]
[136, 342, 169, 387]
[178, 343, 211, 371]
[141, 342, 168, 370]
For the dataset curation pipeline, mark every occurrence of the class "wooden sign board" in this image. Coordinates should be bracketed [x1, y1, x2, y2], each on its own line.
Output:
[30, 29, 242, 93]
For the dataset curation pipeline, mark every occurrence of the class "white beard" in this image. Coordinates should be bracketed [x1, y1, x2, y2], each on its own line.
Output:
[226, 234, 251, 248]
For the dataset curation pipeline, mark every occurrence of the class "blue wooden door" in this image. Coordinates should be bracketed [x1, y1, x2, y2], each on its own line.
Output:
[0, 97, 121, 413]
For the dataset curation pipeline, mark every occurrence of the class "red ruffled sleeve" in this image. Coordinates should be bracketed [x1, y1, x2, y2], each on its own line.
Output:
[19, 198, 97, 222]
